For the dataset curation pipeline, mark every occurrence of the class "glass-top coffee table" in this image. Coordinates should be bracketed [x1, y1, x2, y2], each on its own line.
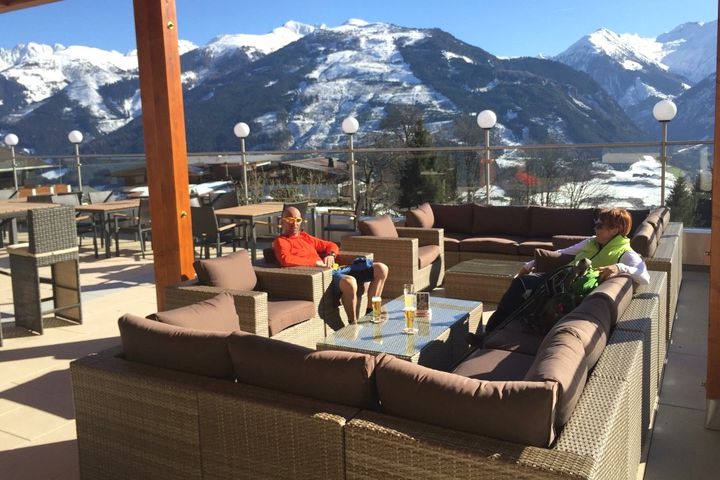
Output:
[316, 296, 483, 371]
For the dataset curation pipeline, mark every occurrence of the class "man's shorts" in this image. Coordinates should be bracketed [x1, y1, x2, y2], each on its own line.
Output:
[331, 257, 375, 295]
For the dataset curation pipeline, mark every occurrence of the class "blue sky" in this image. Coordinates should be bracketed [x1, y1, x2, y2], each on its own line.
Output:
[0, 0, 716, 57]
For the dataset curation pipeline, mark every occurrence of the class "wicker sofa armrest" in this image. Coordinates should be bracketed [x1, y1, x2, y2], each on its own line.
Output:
[254, 266, 324, 305]
[396, 227, 443, 248]
[341, 236, 417, 268]
[164, 283, 269, 336]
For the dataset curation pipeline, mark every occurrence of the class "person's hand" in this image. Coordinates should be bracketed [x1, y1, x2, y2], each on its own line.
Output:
[518, 264, 534, 276]
[598, 264, 620, 281]
[322, 255, 335, 268]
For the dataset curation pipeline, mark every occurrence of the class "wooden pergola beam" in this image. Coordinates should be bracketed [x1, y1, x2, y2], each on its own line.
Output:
[707, 0, 720, 430]
[132, 0, 194, 309]
[0, 0, 60, 14]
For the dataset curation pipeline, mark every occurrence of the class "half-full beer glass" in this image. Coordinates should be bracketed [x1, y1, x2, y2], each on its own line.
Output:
[371, 296, 383, 322]
[403, 306, 417, 334]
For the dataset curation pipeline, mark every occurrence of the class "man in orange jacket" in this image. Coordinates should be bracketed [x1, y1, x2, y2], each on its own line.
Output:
[273, 206, 388, 323]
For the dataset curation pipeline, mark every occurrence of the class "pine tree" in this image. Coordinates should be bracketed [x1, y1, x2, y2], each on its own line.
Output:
[397, 119, 455, 208]
[665, 175, 695, 225]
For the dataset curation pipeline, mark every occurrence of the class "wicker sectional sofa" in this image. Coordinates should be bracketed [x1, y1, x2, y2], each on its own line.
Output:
[70, 271, 664, 480]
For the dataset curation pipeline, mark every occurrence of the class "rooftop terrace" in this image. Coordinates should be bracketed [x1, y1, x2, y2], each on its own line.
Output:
[0, 235, 718, 479]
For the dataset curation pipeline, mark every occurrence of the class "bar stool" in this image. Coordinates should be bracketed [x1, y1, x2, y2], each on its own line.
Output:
[8, 206, 82, 334]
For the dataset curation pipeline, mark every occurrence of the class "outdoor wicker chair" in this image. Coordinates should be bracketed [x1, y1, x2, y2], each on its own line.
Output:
[342, 216, 445, 297]
[114, 198, 152, 257]
[164, 250, 326, 348]
[190, 205, 238, 258]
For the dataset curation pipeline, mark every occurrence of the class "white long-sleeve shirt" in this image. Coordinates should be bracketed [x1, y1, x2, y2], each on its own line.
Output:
[525, 238, 650, 285]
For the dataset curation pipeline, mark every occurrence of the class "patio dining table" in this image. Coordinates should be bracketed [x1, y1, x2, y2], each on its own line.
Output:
[75, 199, 140, 258]
[214, 202, 284, 261]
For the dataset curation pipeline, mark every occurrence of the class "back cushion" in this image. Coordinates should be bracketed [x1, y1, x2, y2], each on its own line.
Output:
[228, 332, 378, 409]
[534, 248, 574, 273]
[644, 208, 664, 232]
[630, 221, 658, 257]
[472, 204, 531, 236]
[194, 249, 257, 291]
[585, 275, 634, 326]
[118, 314, 233, 379]
[375, 354, 558, 447]
[628, 209, 650, 236]
[525, 327, 588, 427]
[430, 203, 474, 234]
[405, 203, 435, 228]
[530, 207, 596, 238]
[152, 292, 239, 332]
[552, 296, 612, 368]
[358, 215, 399, 237]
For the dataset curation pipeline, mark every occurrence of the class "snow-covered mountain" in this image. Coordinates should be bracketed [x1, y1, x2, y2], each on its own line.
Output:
[3, 19, 700, 154]
[555, 21, 716, 138]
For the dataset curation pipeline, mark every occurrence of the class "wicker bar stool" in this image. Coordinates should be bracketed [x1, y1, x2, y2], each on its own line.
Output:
[7, 206, 82, 334]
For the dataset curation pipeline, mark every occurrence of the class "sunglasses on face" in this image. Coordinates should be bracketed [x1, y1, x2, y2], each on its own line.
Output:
[282, 217, 303, 224]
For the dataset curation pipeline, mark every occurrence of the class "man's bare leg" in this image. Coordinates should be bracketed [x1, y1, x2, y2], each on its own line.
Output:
[368, 262, 389, 299]
[339, 276, 358, 323]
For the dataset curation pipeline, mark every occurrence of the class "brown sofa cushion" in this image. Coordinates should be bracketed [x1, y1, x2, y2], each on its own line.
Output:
[631, 221, 658, 257]
[472, 205, 530, 237]
[194, 249, 257, 291]
[534, 248, 574, 273]
[585, 274, 634, 326]
[628, 209, 650, 236]
[359, 215, 399, 237]
[443, 234, 468, 252]
[551, 296, 611, 369]
[119, 314, 234, 379]
[644, 208, 664, 232]
[525, 327, 588, 427]
[517, 239, 554, 257]
[152, 292, 239, 332]
[529, 207, 596, 238]
[375, 354, 558, 447]
[552, 235, 591, 249]
[267, 298, 316, 336]
[417, 245, 441, 269]
[482, 318, 545, 356]
[228, 332, 378, 409]
[453, 348, 535, 381]
[405, 203, 434, 228]
[457, 236, 520, 255]
[431, 203, 474, 234]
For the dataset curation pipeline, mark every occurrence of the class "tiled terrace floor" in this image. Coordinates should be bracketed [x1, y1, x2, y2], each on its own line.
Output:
[0, 239, 718, 479]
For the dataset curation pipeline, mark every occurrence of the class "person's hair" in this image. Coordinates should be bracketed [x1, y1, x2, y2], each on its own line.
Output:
[597, 208, 632, 236]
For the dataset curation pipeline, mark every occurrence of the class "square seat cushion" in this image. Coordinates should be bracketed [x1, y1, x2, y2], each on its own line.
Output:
[267, 298, 316, 336]
[453, 348, 536, 381]
[517, 239, 554, 257]
[417, 245, 441, 269]
[443, 234, 468, 252]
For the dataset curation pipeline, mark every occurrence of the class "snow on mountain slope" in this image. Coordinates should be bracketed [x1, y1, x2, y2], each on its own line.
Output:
[204, 20, 316, 59]
[657, 21, 717, 83]
[289, 21, 454, 147]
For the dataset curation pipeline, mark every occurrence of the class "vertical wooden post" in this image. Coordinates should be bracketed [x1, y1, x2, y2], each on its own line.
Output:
[132, 0, 194, 310]
[707, 0, 720, 430]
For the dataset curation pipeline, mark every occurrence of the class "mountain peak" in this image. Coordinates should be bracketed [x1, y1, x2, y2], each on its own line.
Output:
[342, 18, 370, 27]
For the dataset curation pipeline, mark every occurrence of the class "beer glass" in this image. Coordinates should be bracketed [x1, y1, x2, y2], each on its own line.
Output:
[403, 306, 417, 334]
[403, 284, 415, 308]
[371, 296, 383, 323]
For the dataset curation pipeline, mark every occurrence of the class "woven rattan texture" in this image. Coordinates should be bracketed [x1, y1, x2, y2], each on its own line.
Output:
[27, 205, 77, 253]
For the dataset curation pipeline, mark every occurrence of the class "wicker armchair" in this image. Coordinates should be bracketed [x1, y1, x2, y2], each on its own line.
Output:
[165, 265, 326, 349]
[342, 226, 445, 298]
